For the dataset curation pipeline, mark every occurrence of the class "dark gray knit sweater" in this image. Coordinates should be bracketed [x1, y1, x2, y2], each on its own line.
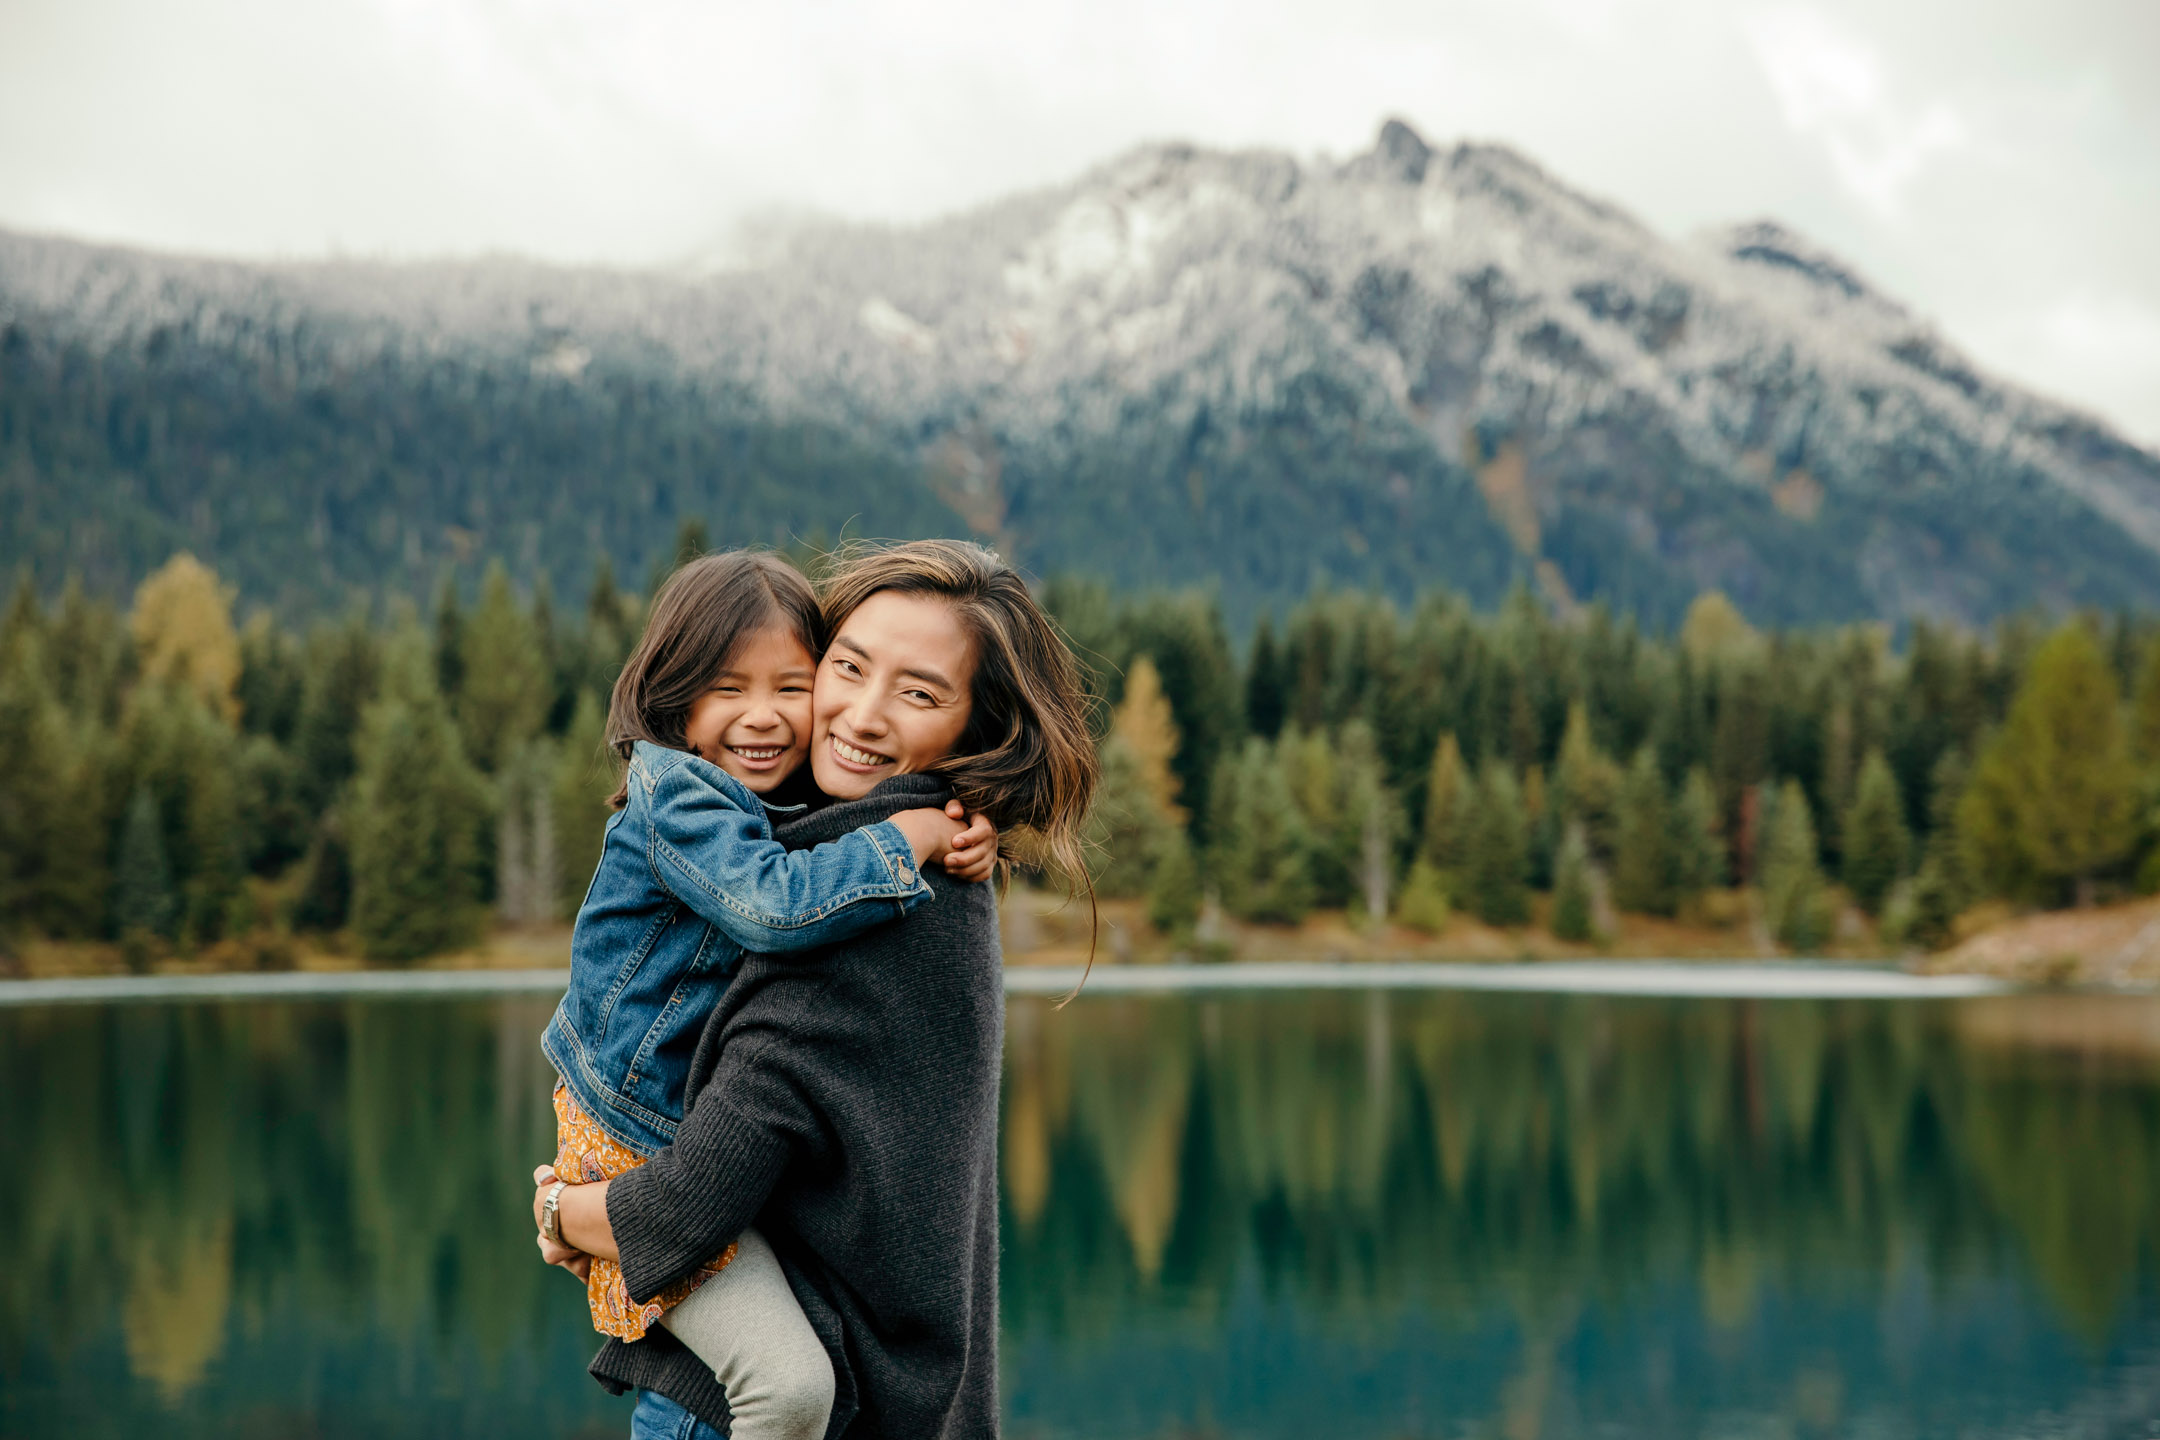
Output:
[588, 774, 1005, 1440]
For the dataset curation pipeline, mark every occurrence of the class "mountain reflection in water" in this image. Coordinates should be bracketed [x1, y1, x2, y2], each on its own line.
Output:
[3, 990, 2156, 1438]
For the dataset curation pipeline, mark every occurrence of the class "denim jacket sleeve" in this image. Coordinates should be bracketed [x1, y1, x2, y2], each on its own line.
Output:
[642, 756, 931, 953]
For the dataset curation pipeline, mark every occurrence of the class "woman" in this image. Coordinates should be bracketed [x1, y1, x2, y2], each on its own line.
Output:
[534, 539, 1098, 1439]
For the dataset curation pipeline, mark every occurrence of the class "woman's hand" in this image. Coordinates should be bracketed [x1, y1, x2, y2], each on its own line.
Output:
[942, 800, 999, 884]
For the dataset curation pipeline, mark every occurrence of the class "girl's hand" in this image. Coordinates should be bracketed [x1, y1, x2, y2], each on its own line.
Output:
[536, 1229, 591, 1276]
[532, 1163, 621, 1262]
[532, 1163, 592, 1276]
[943, 800, 999, 884]
[891, 807, 968, 868]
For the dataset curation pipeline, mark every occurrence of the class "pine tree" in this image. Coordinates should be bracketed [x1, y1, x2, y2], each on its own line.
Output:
[1549, 701, 1621, 860]
[1610, 747, 1674, 916]
[2133, 629, 2160, 767]
[113, 785, 176, 945]
[40, 578, 125, 725]
[583, 554, 638, 698]
[0, 573, 34, 656]
[1710, 662, 1770, 878]
[292, 814, 352, 933]
[1960, 623, 2139, 906]
[433, 573, 466, 700]
[348, 644, 489, 961]
[458, 562, 547, 774]
[1667, 766, 1725, 911]
[1841, 749, 1910, 916]
[122, 687, 244, 944]
[1818, 693, 1856, 870]
[531, 575, 575, 732]
[552, 691, 617, 914]
[1550, 821, 1596, 942]
[293, 615, 382, 812]
[1421, 732, 1472, 873]
[1244, 617, 1288, 739]
[1464, 761, 1531, 926]
[0, 627, 116, 939]
[1896, 750, 1972, 950]
[1144, 833, 1201, 936]
[1206, 738, 1316, 925]
[1761, 779, 1832, 950]
[1281, 728, 1350, 906]
[235, 733, 308, 876]
[1090, 733, 1185, 900]
[1117, 596, 1241, 845]
[236, 613, 305, 742]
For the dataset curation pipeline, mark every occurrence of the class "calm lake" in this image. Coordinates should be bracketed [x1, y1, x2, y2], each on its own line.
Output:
[4, 986, 2158, 1438]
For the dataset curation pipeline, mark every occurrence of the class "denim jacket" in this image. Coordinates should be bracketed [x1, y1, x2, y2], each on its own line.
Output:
[544, 740, 931, 1156]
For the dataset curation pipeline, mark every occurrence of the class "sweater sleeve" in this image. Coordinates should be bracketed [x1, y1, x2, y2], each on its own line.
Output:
[606, 981, 825, 1303]
[646, 760, 931, 955]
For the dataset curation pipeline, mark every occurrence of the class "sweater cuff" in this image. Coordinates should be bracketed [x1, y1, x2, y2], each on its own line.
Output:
[608, 1105, 791, 1305]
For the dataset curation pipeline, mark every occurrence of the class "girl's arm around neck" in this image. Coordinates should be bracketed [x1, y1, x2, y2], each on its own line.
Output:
[646, 760, 933, 954]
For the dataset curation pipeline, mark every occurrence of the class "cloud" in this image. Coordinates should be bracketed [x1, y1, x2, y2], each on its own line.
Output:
[1744, 6, 1965, 217]
[1966, 295, 2160, 446]
[1, 0, 2154, 447]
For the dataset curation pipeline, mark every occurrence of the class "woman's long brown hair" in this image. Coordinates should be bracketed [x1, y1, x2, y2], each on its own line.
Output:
[819, 540, 1102, 989]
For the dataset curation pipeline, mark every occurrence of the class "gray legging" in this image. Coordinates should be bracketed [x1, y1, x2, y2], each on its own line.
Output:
[656, 1227, 834, 1440]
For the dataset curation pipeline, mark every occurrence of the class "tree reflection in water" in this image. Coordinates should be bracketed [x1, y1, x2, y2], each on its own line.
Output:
[3, 991, 2157, 1438]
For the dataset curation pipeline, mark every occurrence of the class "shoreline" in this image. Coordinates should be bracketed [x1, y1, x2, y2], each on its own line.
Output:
[10, 893, 2155, 999]
[0, 958, 2027, 1008]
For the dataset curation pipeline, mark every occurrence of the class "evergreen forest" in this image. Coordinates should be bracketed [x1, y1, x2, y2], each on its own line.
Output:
[4, 533, 2160, 967]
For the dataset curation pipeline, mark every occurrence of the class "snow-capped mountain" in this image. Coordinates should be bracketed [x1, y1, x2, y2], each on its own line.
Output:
[5, 119, 2156, 626]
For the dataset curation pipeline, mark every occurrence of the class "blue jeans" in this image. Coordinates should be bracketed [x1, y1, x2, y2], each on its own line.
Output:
[632, 1389, 726, 1440]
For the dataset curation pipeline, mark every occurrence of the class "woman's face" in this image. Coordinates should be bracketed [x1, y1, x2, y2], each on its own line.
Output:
[811, 591, 977, 799]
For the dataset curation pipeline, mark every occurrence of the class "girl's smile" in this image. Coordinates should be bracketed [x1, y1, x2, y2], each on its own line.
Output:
[682, 626, 819, 793]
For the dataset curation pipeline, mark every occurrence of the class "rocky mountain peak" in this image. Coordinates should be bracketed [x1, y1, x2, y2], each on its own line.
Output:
[3, 129, 2157, 629]
[1351, 117, 1434, 185]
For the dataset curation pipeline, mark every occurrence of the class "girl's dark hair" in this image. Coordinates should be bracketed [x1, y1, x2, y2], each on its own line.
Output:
[818, 539, 1101, 892]
[605, 550, 825, 808]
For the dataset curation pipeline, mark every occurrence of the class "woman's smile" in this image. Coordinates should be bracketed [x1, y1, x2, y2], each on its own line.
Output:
[827, 734, 894, 772]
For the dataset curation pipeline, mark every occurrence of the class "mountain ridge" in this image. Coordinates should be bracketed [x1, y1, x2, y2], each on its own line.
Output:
[4, 119, 2156, 627]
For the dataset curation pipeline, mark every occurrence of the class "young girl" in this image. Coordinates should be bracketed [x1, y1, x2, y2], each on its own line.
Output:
[537, 550, 995, 1440]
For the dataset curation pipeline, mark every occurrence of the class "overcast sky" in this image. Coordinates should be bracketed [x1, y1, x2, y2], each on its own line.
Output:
[3, 0, 2155, 442]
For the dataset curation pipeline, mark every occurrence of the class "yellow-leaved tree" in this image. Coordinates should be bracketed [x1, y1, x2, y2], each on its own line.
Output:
[1960, 623, 2138, 907]
[130, 554, 240, 724]
[1113, 656, 1187, 825]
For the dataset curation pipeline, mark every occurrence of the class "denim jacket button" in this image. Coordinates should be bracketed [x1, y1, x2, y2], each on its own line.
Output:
[896, 859, 915, 886]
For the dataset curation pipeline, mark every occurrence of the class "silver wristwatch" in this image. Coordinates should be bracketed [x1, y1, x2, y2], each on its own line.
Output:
[540, 1180, 568, 1244]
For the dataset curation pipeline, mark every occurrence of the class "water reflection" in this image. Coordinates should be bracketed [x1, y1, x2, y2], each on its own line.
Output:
[3, 991, 2156, 1438]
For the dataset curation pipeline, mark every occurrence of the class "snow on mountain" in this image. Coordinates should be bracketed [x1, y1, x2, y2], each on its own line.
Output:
[5, 118, 2157, 626]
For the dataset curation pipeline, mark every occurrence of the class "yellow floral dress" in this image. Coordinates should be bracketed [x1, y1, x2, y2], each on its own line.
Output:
[552, 1084, 737, 1340]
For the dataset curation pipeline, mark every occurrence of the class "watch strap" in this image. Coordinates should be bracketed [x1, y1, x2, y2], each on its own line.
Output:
[541, 1180, 568, 1244]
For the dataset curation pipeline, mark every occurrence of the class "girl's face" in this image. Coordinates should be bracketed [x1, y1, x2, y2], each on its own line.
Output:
[811, 591, 977, 800]
[682, 625, 818, 794]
